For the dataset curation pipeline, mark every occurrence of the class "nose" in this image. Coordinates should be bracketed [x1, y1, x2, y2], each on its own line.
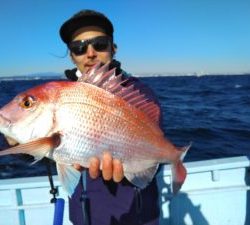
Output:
[86, 45, 97, 58]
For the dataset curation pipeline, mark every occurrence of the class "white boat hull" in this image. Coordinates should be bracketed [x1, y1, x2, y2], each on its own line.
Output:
[0, 156, 249, 225]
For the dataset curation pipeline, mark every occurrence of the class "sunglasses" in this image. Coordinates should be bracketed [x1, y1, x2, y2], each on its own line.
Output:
[68, 36, 111, 56]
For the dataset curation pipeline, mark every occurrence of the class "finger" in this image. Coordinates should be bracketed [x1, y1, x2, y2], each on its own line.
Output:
[102, 152, 113, 180]
[89, 157, 100, 179]
[113, 159, 124, 182]
[73, 164, 84, 171]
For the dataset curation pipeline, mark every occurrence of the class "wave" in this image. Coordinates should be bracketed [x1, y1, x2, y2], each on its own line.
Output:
[0, 75, 249, 178]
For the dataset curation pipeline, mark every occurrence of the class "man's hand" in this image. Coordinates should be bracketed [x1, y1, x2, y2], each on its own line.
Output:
[74, 152, 124, 183]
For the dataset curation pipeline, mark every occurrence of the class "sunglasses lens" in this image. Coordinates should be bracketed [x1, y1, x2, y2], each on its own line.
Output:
[92, 37, 110, 51]
[69, 36, 110, 56]
[69, 42, 87, 55]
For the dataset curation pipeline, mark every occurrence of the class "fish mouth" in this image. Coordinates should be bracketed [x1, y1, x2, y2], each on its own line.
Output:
[0, 113, 11, 129]
[0, 113, 17, 145]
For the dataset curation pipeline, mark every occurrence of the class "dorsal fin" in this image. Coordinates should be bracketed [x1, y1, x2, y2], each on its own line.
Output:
[78, 63, 160, 124]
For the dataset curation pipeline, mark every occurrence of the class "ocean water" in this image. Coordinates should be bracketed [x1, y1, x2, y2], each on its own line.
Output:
[0, 74, 249, 179]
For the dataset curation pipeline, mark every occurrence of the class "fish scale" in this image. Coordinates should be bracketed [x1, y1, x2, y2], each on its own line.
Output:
[55, 88, 146, 158]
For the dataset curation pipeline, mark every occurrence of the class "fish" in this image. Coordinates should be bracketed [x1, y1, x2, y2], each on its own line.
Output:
[0, 63, 190, 196]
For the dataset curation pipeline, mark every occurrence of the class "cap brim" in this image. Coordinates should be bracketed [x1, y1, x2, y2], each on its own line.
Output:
[60, 15, 113, 44]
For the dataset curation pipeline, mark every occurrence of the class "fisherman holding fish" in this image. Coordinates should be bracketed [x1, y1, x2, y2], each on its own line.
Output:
[60, 9, 162, 225]
[0, 9, 189, 225]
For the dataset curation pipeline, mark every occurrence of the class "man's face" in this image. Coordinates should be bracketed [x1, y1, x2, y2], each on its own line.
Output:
[70, 26, 114, 74]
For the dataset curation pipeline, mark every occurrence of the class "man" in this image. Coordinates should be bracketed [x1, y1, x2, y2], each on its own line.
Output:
[60, 9, 160, 225]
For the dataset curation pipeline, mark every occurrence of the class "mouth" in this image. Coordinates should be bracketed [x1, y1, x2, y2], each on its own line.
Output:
[85, 63, 95, 67]
[84, 62, 103, 73]
[85, 61, 100, 68]
[85, 64, 95, 71]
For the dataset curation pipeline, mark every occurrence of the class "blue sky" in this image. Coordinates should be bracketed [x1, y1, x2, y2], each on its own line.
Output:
[0, 0, 250, 76]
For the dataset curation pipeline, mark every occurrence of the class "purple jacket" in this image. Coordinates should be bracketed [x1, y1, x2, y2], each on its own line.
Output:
[69, 173, 160, 225]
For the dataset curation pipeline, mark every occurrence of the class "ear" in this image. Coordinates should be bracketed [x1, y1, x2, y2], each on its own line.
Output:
[69, 52, 76, 65]
[112, 43, 117, 57]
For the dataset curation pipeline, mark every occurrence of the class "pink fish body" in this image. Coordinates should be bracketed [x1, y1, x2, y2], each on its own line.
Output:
[0, 64, 190, 196]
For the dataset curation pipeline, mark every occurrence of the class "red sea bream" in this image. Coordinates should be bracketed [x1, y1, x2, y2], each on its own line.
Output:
[0, 64, 190, 196]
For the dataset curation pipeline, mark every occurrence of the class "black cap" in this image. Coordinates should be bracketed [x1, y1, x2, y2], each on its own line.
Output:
[60, 9, 114, 44]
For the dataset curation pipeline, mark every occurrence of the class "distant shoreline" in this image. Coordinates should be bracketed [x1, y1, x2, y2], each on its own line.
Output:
[0, 75, 65, 81]
[0, 73, 250, 81]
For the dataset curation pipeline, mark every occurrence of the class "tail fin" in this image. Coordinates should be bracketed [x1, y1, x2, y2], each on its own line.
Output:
[171, 143, 191, 194]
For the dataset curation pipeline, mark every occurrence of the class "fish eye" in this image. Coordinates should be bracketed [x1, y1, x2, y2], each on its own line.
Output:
[20, 96, 36, 109]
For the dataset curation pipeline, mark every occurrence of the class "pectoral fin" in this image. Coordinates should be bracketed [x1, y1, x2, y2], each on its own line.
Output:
[0, 133, 61, 161]
[56, 163, 81, 197]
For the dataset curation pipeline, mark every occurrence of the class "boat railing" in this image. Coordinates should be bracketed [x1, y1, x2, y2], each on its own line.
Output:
[0, 156, 249, 225]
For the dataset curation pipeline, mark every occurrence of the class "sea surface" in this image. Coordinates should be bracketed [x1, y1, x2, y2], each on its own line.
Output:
[0, 74, 249, 179]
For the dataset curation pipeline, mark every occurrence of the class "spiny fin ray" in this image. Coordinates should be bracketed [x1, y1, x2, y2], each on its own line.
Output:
[79, 63, 160, 124]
